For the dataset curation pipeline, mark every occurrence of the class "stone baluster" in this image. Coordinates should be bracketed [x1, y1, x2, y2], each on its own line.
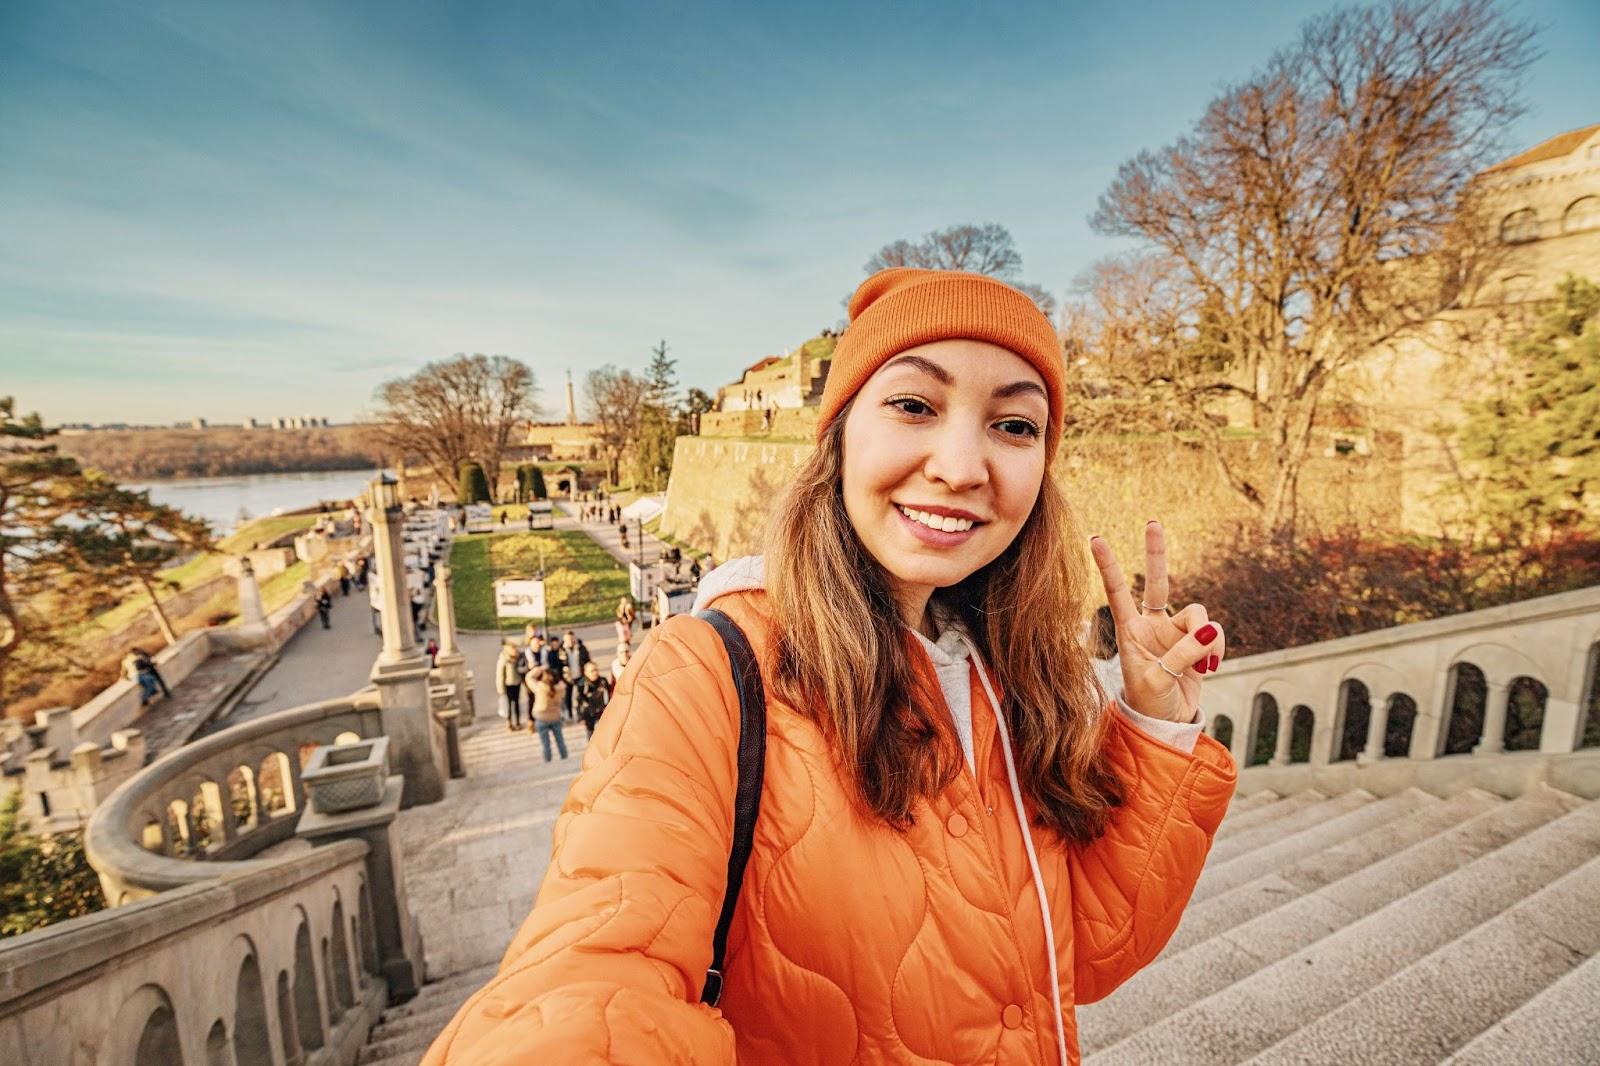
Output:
[431, 563, 473, 724]
[1474, 677, 1512, 756]
[1357, 692, 1392, 765]
[1269, 712, 1294, 767]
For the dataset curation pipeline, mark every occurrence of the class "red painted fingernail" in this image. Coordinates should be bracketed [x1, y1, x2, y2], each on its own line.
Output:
[1208, 655, 1220, 672]
[1194, 659, 1207, 675]
[1195, 623, 1217, 644]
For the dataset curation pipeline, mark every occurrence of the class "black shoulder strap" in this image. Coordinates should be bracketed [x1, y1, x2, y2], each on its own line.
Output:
[693, 607, 767, 1008]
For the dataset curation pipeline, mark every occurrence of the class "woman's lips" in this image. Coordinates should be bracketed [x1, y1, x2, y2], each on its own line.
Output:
[894, 504, 979, 547]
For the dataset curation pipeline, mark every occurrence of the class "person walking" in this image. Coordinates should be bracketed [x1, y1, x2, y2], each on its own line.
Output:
[609, 642, 629, 684]
[496, 642, 525, 731]
[123, 647, 170, 705]
[614, 595, 635, 651]
[315, 590, 333, 629]
[427, 267, 1234, 1065]
[528, 668, 569, 762]
[338, 561, 351, 597]
[425, 636, 440, 668]
[559, 629, 591, 719]
[573, 660, 611, 737]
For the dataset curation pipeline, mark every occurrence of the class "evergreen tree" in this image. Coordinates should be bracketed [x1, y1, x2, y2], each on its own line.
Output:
[1, 788, 105, 938]
[527, 465, 547, 501]
[1457, 275, 1600, 542]
[458, 461, 491, 504]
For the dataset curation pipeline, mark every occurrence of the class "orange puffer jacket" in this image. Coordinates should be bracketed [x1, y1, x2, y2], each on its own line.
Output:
[424, 587, 1236, 1065]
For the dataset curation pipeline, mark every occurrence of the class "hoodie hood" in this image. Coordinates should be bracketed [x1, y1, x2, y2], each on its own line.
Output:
[689, 555, 767, 614]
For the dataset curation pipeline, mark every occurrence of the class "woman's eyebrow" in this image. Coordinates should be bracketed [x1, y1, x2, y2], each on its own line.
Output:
[882, 354, 953, 384]
[992, 381, 1047, 402]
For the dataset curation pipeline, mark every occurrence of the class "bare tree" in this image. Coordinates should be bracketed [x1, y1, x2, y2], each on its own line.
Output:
[1088, 0, 1535, 539]
[585, 366, 650, 485]
[860, 223, 1055, 315]
[372, 354, 538, 499]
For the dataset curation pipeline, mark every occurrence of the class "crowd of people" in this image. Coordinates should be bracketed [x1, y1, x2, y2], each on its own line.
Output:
[495, 625, 624, 761]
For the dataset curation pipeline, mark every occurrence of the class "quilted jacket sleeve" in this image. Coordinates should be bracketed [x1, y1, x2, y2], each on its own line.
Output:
[1067, 708, 1237, 1004]
[422, 616, 741, 1065]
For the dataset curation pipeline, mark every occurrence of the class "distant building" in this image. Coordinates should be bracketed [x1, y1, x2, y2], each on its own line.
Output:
[189, 418, 207, 430]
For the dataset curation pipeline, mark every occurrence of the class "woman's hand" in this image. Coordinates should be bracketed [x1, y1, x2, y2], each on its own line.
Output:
[1088, 521, 1226, 724]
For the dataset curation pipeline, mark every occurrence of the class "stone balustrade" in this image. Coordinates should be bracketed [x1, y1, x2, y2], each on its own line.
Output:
[1199, 584, 1600, 797]
[0, 838, 383, 1066]
[85, 692, 383, 905]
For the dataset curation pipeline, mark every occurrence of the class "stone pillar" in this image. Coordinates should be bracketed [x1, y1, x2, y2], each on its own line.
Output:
[69, 742, 103, 823]
[368, 475, 447, 807]
[1357, 692, 1392, 766]
[1474, 678, 1512, 756]
[431, 563, 473, 724]
[297, 774, 425, 1003]
[234, 557, 271, 648]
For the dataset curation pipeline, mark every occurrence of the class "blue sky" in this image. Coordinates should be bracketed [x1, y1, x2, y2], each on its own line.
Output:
[3, 0, 1597, 426]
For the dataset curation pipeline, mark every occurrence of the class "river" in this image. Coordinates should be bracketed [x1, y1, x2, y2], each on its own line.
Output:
[127, 469, 386, 534]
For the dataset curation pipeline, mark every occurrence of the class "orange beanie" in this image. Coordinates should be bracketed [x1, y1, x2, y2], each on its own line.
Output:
[818, 268, 1066, 458]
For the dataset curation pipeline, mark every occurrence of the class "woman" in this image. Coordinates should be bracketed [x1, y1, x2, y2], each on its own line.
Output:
[572, 659, 612, 737]
[614, 594, 636, 650]
[609, 641, 630, 684]
[494, 641, 523, 731]
[528, 667, 569, 762]
[426, 268, 1235, 1065]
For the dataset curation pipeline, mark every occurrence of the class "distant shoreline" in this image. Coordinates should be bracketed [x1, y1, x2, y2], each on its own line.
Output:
[56, 424, 387, 481]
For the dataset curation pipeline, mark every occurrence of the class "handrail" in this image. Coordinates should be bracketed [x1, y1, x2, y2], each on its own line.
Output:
[85, 692, 377, 900]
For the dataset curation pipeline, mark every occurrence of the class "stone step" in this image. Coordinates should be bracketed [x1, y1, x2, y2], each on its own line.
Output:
[1443, 950, 1600, 1065]
[1213, 789, 1326, 840]
[1078, 789, 1508, 1053]
[1158, 787, 1543, 959]
[1206, 790, 1374, 865]
[1226, 789, 1282, 815]
[357, 1024, 438, 1066]
[376, 964, 498, 1022]
[1246, 849, 1600, 1064]
[1085, 792, 1600, 1065]
[1195, 788, 1427, 899]
[370, 995, 473, 1045]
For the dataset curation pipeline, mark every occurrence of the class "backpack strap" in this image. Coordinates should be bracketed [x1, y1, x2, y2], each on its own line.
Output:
[693, 607, 767, 1008]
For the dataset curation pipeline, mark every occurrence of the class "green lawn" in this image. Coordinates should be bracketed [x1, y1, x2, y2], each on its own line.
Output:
[450, 529, 629, 631]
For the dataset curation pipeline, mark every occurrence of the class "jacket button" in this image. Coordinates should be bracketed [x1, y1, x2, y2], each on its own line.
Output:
[946, 812, 968, 837]
[1002, 1004, 1023, 1029]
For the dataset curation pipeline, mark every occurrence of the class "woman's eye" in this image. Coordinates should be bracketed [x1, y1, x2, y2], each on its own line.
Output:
[996, 418, 1041, 439]
[888, 397, 932, 416]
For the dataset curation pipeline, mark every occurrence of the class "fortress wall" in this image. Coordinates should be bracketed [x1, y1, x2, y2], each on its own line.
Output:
[659, 429, 1404, 571]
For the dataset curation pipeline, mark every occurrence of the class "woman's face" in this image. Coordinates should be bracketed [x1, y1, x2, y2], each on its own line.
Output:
[841, 339, 1049, 618]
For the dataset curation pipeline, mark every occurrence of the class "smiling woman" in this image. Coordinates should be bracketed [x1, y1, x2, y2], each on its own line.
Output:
[426, 268, 1236, 1066]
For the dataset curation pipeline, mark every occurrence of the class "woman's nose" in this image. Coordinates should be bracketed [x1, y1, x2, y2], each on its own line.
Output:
[922, 423, 989, 491]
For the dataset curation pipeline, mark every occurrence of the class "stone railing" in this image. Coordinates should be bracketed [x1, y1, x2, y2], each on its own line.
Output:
[0, 837, 385, 1066]
[1199, 584, 1600, 798]
[85, 693, 383, 905]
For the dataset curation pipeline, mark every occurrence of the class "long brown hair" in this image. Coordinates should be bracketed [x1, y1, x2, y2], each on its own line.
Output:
[765, 405, 1124, 845]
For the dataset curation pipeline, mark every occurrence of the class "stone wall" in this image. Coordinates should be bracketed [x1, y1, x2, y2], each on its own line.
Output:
[658, 427, 1404, 571]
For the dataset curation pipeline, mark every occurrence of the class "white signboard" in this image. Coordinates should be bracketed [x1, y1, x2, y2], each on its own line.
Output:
[655, 585, 696, 622]
[528, 500, 554, 530]
[465, 503, 494, 533]
[629, 561, 659, 605]
[494, 578, 546, 619]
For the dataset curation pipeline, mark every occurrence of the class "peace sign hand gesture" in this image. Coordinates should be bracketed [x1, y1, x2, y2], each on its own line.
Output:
[1089, 521, 1226, 725]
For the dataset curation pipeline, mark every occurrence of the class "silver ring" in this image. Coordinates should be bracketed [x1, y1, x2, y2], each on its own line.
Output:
[1140, 600, 1169, 613]
[1156, 658, 1185, 679]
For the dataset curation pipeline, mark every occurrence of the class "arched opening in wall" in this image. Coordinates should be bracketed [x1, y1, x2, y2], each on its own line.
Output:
[1564, 195, 1600, 234]
[1582, 643, 1600, 749]
[140, 817, 164, 853]
[1335, 680, 1370, 762]
[293, 920, 324, 1051]
[166, 799, 191, 858]
[233, 952, 273, 1066]
[1443, 662, 1487, 755]
[1248, 694, 1279, 766]
[1499, 207, 1538, 243]
[1504, 676, 1548, 751]
[330, 899, 356, 1009]
[1289, 706, 1315, 763]
[333, 731, 361, 746]
[275, 970, 299, 1066]
[204, 1019, 229, 1066]
[134, 1001, 182, 1066]
[1384, 694, 1418, 758]
[191, 780, 223, 852]
[227, 765, 258, 831]
[1211, 715, 1234, 749]
[258, 752, 295, 816]
[321, 938, 344, 1023]
[357, 879, 379, 978]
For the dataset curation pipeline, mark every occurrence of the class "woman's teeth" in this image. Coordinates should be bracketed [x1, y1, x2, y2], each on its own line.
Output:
[898, 505, 974, 533]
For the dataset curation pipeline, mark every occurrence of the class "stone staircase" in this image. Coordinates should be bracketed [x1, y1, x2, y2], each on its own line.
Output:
[1080, 783, 1600, 1065]
[356, 961, 499, 1065]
